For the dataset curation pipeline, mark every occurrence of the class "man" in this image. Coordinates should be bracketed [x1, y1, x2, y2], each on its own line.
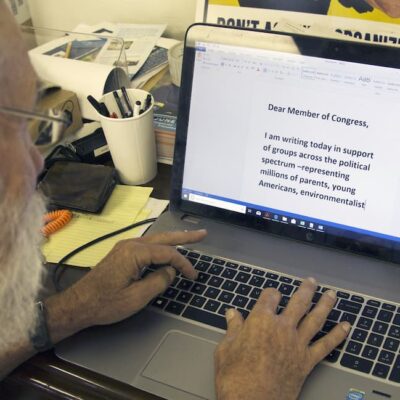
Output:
[0, 3, 350, 398]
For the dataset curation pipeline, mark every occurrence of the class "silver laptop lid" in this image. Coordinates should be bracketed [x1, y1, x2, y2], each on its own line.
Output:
[170, 24, 400, 264]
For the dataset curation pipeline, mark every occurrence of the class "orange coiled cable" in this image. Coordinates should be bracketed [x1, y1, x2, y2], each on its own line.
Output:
[41, 210, 73, 238]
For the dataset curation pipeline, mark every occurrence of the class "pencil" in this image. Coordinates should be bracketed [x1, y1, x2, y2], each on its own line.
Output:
[64, 42, 72, 59]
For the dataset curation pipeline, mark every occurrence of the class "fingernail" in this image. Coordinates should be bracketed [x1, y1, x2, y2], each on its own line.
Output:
[326, 290, 337, 300]
[226, 308, 235, 321]
[197, 229, 207, 233]
[342, 322, 351, 334]
[307, 277, 317, 285]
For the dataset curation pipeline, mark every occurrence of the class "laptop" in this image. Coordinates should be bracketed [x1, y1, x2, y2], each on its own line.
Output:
[56, 24, 400, 400]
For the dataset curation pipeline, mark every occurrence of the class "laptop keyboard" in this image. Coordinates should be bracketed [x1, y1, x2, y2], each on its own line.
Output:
[146, 247, 400, 385]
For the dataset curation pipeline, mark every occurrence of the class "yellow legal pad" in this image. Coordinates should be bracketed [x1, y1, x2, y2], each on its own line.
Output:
[41, 185, 153, 268]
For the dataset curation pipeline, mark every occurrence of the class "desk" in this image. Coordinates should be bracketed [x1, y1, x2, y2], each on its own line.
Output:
[0, 164, 172, 400]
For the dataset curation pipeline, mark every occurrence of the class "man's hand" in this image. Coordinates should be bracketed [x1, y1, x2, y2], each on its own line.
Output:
[44, 229, 207, 343]
[365, 0, 400, 17]
[215, 278, 351, 400]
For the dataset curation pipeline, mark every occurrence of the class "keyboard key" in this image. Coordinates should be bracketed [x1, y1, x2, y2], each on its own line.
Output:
[152, 297, 168, 309]
[384, 338, 400, 352]
[373, 363, 390, 379]
[366, 299, 381, 307]
[237, 309, 249, 319]
[389, 355, 400, 383]
[236, 272, 251, 283]
[196, 272, 210, 284]
[341, 313, 357, 325]
[279, 276, 293, 284]
[164, 288, 178, 299]
[351, 295, 364, 303]
[351, 329, 368, 343]
[218, 291, 234, 304]
[357, 317, 373, 330]
[362, 346, 379, 361]
[191, 283, 207, 295]
[253, 269, 265, 276]
[388, 325, 400, 339]
[327, 309, 341, 322]
[337, 300, 362, 314]
[249, 276, 265, 288]
[280, 296, 290, 308]
[226, 262, 238, 269]
[222, 268, 237, 280]
[250, 287, 262, 300]
[178, 280, 194, 291]
[346, 341, 362, 355]
[247, 299, 257, 311]
[177, 291, 193, 304]
[322, 320, 337, 333]
[233, 295, 249, 308]
[204, 299, 221, 313]
[187, 257, 198, 266]
[337, 291, 350, 299]
[377, 310, 394, 323]
[264, 279, 279, 289]
[187, 251, 200, 258]
[218, 303, 232, 316]
[372, 321, 389, 335]
[239, 265, 251, 272]
[362, 306, 378, 319]
[266, 272, 278, 280]
[209, 265, 223, 275]
[177, 247, 188, 255]
[312, 292, 322, 304]
[209, 277, 224, 288]
[165, 301, 185, 315]
[311, 331, 326, 343]
[222, 280, 238, 292]
[325, 349, 340, 363]
[236, 284, 251, 296]
[190, 295, 207, 308]
[382, 303, 396, 312]
[213, 258, 225, 266]
[340, 354, 373, 374]
[200, 255, 212, 262]
[368, 333, 384, 347]
[293, 280, 302, 286]
[393, 314, 400, 326]
[195, 261, 210, 272]
[279, 284, 294, 296]
[205, 287, 221, 299]
[378, 350, 395, 365]
[183, 307, 226, 330]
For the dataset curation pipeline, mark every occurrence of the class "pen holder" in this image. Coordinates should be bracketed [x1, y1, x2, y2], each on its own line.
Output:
[98, 88, 157, 185]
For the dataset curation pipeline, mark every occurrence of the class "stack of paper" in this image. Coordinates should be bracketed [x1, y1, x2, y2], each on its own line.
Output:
[41, 185, 168, 268]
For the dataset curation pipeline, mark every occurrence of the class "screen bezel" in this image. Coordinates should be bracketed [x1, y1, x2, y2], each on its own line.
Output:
[170, 23, 400, 264]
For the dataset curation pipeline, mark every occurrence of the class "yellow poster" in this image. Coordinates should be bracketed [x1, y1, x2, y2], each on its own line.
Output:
[197, 0, 400, 45]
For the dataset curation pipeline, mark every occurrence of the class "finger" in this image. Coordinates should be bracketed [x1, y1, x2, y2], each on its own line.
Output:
[250, 288, 282, 317]
[126, 266, 176, 307]
[134, 243, 198, 280]
[137, 229, 208, 246]
[224, 308, 243, 341]
[309, 322, 351, 365]
[282, 277, 317, 325]
[298, 290, 337, 343]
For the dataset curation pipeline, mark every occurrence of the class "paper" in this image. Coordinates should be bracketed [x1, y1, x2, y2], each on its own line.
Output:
[42, 185, 154, 267]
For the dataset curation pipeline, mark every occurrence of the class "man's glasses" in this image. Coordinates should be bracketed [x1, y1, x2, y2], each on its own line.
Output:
[0, 106, 72, 147]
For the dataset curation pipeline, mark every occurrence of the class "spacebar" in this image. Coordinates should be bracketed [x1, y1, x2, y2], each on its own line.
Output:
[182, 307, 227, 330]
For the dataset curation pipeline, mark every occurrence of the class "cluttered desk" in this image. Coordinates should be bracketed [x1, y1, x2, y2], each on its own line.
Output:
[3, 1, 400, 399]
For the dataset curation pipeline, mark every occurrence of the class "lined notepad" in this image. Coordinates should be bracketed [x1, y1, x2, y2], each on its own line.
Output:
[41, 185, 168, 268]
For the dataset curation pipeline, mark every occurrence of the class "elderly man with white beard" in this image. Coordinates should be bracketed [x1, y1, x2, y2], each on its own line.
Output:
[0, 3, 350, 399]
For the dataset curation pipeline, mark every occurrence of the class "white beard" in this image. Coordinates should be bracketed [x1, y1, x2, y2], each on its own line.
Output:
[0, 191, 46, 351]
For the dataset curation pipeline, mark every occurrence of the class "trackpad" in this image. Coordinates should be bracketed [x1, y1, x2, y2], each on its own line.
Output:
[141, 331, 217, 399]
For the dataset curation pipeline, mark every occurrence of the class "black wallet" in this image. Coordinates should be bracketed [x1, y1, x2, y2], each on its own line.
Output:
[38, 161, 118, 213]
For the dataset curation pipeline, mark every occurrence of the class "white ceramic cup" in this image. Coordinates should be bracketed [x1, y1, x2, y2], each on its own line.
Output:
[98, 88, 157, 185]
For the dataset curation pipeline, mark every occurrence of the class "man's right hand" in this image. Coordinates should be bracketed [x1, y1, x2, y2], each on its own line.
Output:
[215, 278, 351, 400]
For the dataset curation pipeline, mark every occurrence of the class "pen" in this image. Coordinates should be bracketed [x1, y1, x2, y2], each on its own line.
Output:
[87, 95, 107, 116]
[99, 102, 110, 118]
[121, 87, 133, 118]
[134, 100, 141, 117]
[144, 94, 152, 112]
[113, 91, 127, 118]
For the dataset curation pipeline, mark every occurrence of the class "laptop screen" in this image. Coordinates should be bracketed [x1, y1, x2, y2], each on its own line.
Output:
[173, 25, 400, 263]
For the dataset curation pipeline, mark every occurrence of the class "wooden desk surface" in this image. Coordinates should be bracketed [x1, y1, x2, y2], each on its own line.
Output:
[0, 164, 172, 400]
